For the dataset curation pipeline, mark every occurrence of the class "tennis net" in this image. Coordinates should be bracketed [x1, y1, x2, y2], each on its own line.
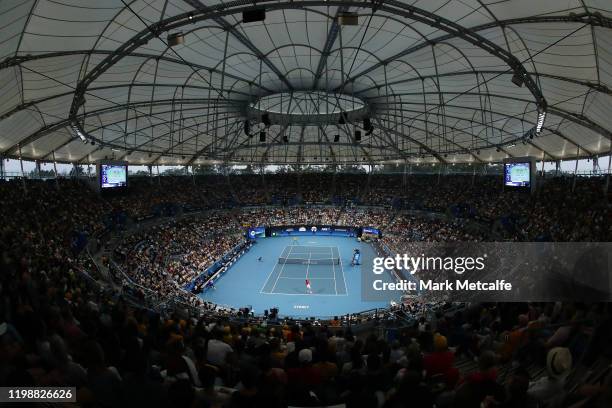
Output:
[278, 257, 340, 265]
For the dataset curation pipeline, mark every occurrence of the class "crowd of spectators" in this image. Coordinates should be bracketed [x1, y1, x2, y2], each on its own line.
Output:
[0, 173, 610, 406]
[103, 173, 609, 242]
[2, 247, 611, 408]
[113, 216, 243, 301]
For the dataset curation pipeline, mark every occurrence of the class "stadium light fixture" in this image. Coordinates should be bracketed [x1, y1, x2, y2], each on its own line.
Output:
[338, 11, 358, 25]
[167, 32, 185, 47]
[243, 8, 266, 23]
[511, 71, 524, 87]
[261, 113, 271, 127]
[536, 111, 546, 134]
[363, 117, 374, 135]
[70, 123, 87, 143]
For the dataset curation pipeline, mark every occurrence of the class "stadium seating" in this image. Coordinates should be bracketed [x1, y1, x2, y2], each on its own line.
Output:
[0, 174, 610, 407]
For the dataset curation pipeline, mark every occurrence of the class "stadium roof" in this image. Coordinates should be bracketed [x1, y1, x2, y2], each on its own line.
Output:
[0, 0, 611, 166]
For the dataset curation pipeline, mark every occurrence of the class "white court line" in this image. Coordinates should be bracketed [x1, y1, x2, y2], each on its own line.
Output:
[331, 246, 338, 295]
[259, 245, 290, 294]
[278, 277, 336, 280]
[288, 245, 335, 249]
[258, 245, 290, 293]
[270, 245, 293, 293]
[261, 291, 349, 297]
[338, 246, 348, 295]
[305, 252, 311, 294]
[294, 247, 333, 254]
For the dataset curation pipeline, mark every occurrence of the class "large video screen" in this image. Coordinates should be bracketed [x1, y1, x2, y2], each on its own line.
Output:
[100, 164, 127, 188]
[504, 162, 531, 187]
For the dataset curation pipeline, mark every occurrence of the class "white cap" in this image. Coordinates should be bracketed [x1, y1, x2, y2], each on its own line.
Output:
[298, 348, 313, 363]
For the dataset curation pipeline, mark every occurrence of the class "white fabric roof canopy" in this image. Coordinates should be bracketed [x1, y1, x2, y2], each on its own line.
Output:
[0, 0, 611, 165]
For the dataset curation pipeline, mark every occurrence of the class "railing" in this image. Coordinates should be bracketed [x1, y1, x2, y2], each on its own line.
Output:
[183, 239, 251, 292]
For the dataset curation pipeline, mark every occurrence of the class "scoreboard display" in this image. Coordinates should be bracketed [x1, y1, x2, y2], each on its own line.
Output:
[504, 162, 531, 187]
[97, 161, 129, 191]
[100, 164, 127, 188]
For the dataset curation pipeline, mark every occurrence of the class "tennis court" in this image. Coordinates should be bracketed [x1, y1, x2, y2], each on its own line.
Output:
[260, 245, 348, 295]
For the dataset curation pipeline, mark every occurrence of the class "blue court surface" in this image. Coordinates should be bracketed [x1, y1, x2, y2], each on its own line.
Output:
[198, 236, 400, 318]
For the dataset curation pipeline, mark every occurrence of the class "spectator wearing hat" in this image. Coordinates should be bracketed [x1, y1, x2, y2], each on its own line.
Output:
[528, 347, 572, 407]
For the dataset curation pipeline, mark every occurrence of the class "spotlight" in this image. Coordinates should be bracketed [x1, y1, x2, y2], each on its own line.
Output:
[188, 12, 194, 20]
[363, 117, 374, 136]
[333, 134, 340, 142]
[536, 111, 546, 134]
[261, 113, 271, 127]
[338, 11, 358, 26]
[354, 130, 361, 142]
[71, 123, 87, 143]
[243, 8, 266, 23]
[282, 135, 288, 143]
[167, 32, 185, 47]
[259, 131, 266, 142]
[244, 120, 251, 136]
[338, 112, 347, 125]
[511, 71, 524, 87]
[90, 140, 95, 146]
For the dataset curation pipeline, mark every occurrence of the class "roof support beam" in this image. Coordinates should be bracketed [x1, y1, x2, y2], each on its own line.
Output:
[182, 0, 293, 90]
[548, 107, 612, 141]
[312, 5, 349, 89]
[65, 1, 546, 134]
[373, 118, 447, 163]
[3, 100, 242, 156]
[340, 9, 612, 93]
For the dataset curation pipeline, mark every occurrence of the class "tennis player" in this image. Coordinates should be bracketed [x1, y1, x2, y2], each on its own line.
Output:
[292, 236, 298, 245]
[305, 278, 312, 294]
